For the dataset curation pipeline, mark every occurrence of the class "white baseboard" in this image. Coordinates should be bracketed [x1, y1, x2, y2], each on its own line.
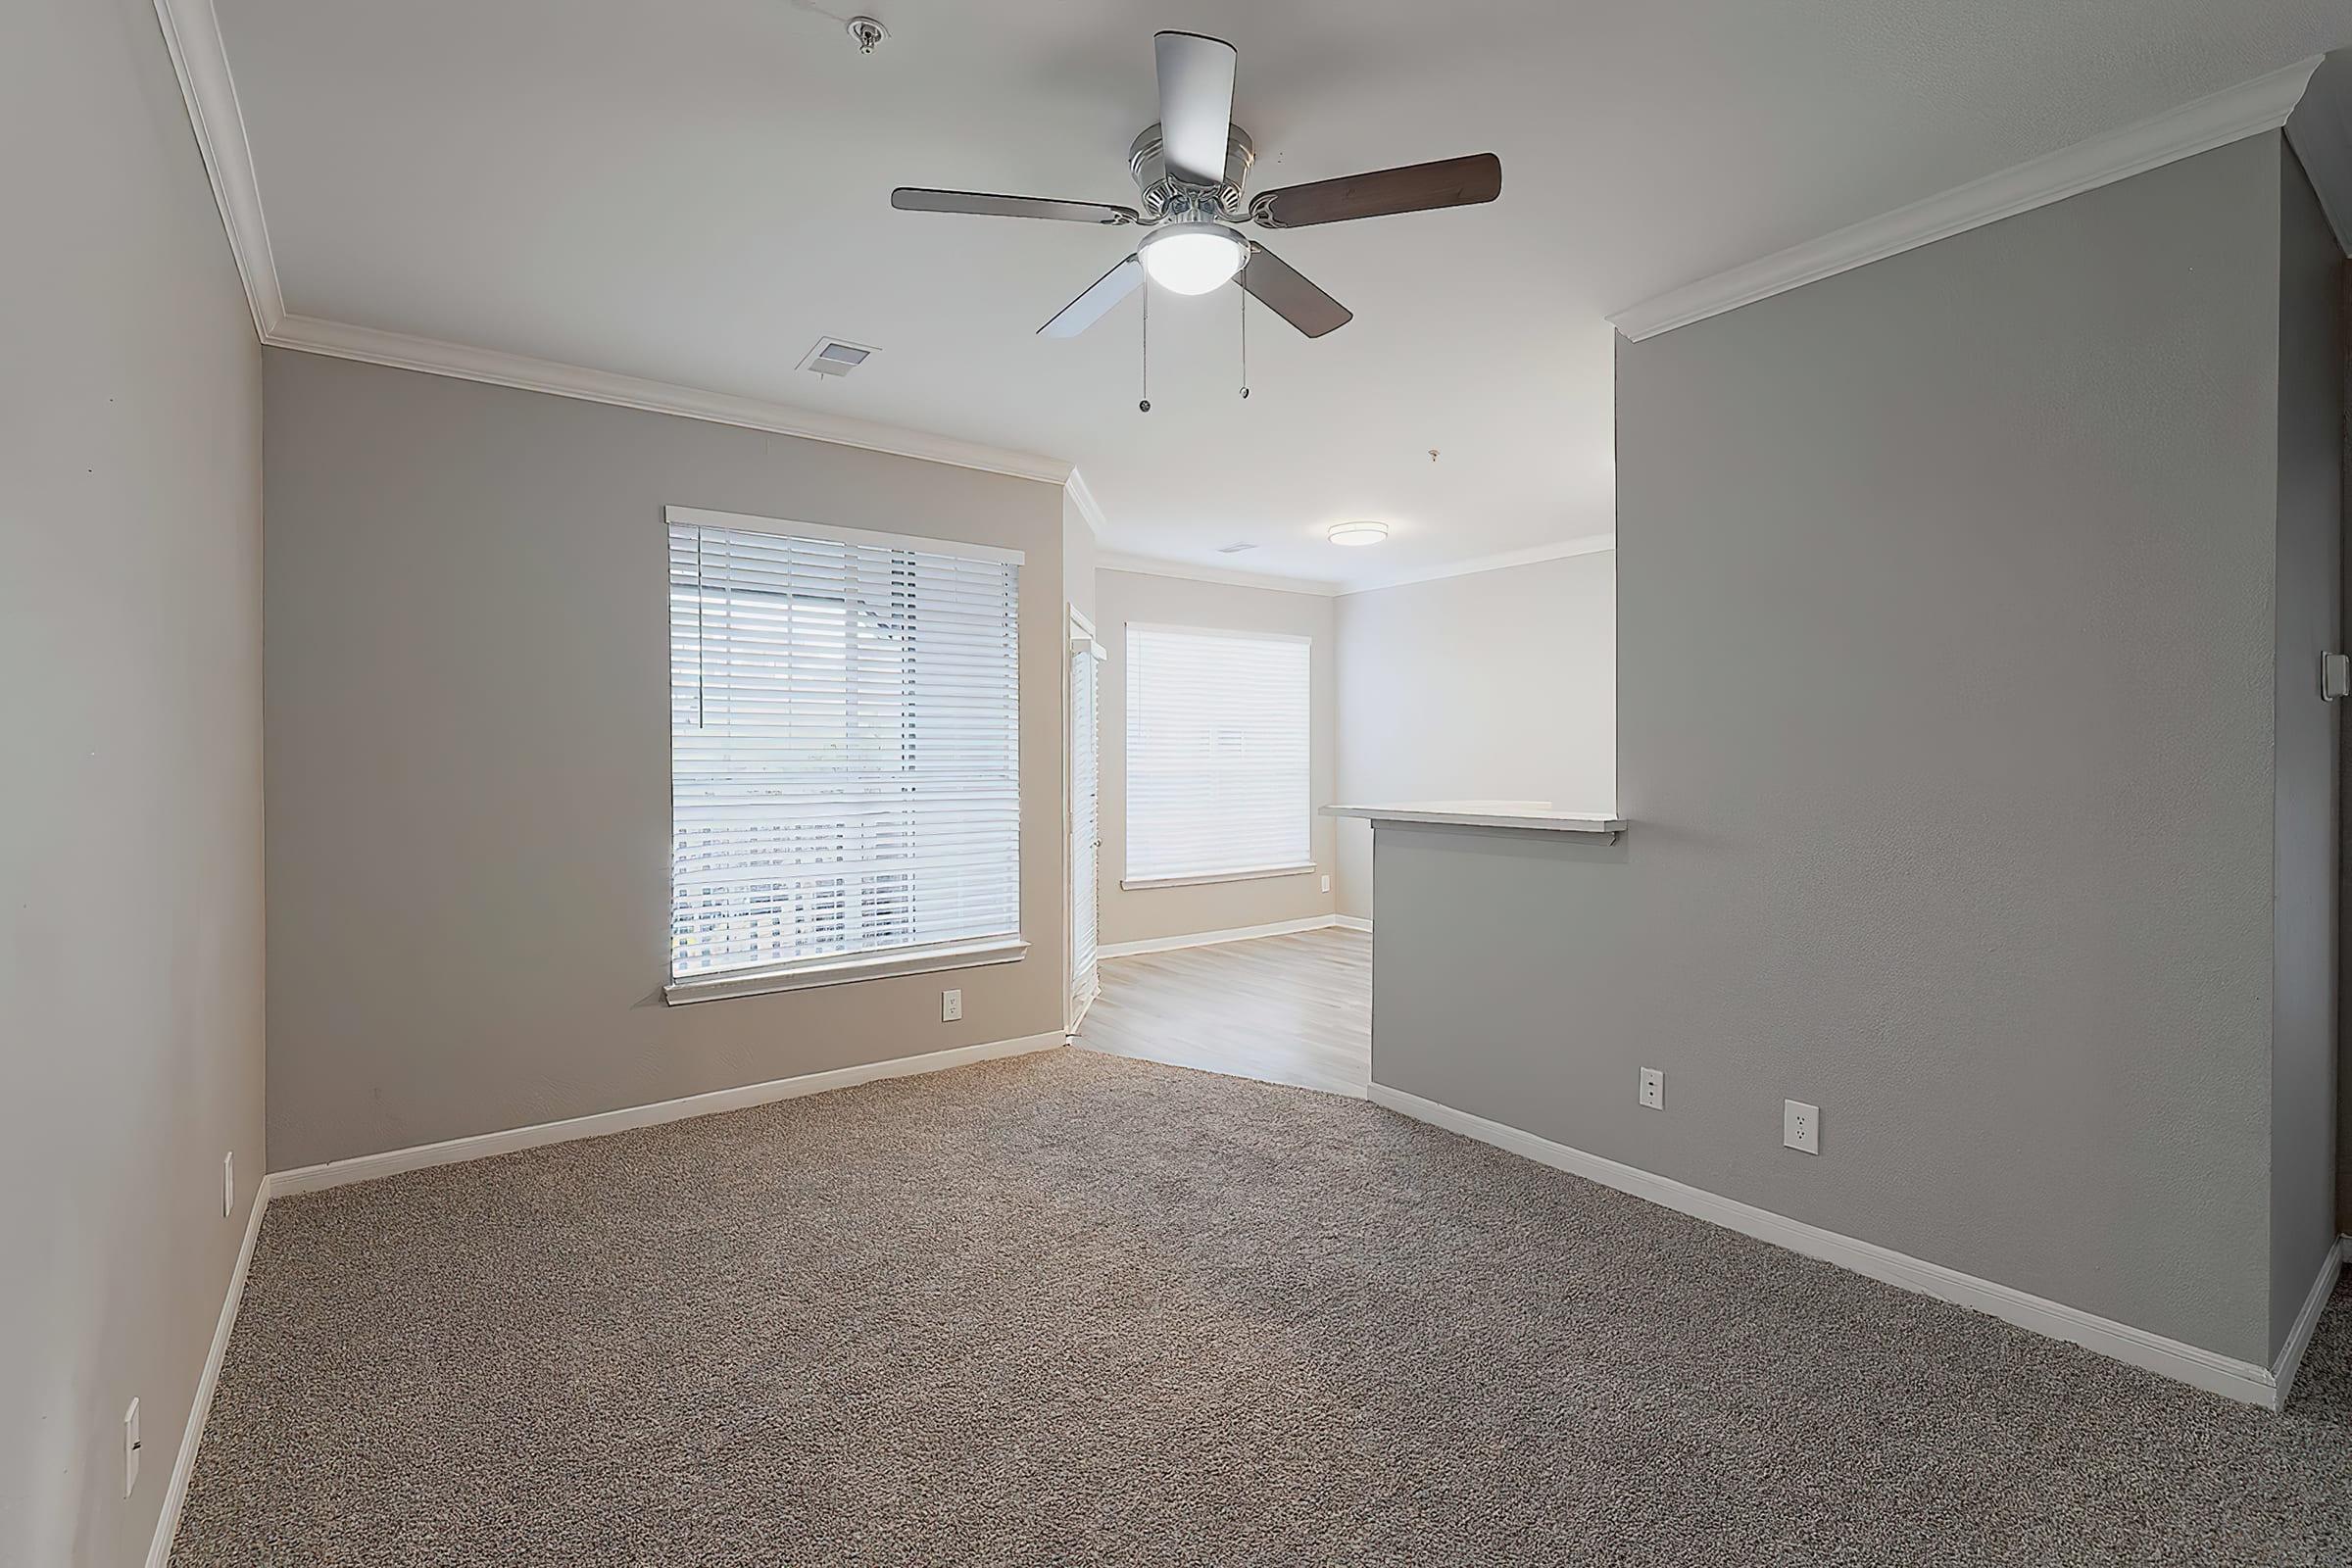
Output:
[1333, 914, 1372, 933]
[1100, 914, 1343, 958]
[2272, 1237, 2348, 1407]
[145, 1176, 273, 1568]
[1367, 1081, 2303, 1409]
[270, 1032, 1065, 1198]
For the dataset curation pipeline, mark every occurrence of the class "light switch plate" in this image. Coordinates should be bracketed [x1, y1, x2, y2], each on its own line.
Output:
[1784, 1100, 1820, 1154]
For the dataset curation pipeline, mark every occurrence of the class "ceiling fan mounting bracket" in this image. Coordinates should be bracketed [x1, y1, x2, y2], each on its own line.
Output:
[1129, 122, 1254, 221]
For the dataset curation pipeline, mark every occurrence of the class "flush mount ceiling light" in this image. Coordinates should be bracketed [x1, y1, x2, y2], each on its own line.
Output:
[1328, 521, 1390, 547]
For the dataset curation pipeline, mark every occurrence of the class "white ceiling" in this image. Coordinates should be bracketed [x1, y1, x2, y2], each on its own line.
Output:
[214, 0, 2351, 589]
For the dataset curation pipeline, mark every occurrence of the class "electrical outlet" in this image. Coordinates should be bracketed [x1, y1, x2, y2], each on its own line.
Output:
[223, 1152, 235, 1218]
[940, 988, 962, 1023]
[1639, 1067, 1664, 1110]
[1320, 874, 1332, 893]
[122, 1398, 140, 1497]
[1784, 1100, 1820, 1154]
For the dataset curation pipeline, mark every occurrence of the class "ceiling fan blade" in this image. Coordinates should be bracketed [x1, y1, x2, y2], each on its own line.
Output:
[893, 187, 1137, 224]
[1238, 244, 1351, 339]
[1250, 153, 1502, 229]
[1153, 31, 1237, 185]
[1039, 255, 1145, 338]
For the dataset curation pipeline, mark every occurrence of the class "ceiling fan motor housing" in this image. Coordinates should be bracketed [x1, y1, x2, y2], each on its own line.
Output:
[1129, 123, 1254, 220]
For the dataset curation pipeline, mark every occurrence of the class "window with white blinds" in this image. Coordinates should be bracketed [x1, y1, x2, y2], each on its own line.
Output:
[1123, 624, 1311, 886]
[667, 510, 1022, 987]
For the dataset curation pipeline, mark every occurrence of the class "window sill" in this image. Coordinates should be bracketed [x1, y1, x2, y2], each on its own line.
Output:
[1120, 863, 1317, 893]
[664, 936, 1028, 1005]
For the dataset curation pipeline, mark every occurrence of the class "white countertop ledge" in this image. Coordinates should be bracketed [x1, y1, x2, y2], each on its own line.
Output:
[1320, 801, 1628, 835]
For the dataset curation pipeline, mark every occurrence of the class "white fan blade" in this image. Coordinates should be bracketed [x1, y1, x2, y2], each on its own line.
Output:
[1039, 255, 1144, 338]
[1154, 31, 1237, 186]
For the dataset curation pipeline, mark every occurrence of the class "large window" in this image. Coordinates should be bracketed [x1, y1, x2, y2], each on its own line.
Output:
[1123, 624, 1311, 887]
[666, 509, 1022, 994]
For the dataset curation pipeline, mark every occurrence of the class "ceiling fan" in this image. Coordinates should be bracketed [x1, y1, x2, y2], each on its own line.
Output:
[891, 30, 1501, 341]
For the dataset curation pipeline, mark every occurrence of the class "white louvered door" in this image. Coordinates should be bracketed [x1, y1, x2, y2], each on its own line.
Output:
[1068, 620, 1103, 1029]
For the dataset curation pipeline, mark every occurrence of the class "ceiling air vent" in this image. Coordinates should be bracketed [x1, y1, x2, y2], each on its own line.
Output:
[800, 338, 877, 377]
[1216, 542, 1257, 554]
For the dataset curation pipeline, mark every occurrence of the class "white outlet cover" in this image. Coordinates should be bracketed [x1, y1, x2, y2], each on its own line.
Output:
[1639, 1067, 1664, 1110]
[1320, 874, 1332, 893]
[1785, 1100, 1820, 1154]
[941, 988, 962, 1022]
[123, 1398, 140, 1497]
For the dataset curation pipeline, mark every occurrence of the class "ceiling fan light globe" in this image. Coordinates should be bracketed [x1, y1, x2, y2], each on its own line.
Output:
[1141, 224, 1245, 295]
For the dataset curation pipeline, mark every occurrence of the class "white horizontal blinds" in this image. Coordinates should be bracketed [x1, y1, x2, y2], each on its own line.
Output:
[668, 517, 1021, 981]
[1125, 625, 1310, 882]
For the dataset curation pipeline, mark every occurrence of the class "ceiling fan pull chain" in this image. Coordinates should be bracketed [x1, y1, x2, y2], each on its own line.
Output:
[1239, 288, 1250, 400]
[1139, 278, 1152, 413]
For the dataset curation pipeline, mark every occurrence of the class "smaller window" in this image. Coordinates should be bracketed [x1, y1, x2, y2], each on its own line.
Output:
[1124, 624, 1311, 887]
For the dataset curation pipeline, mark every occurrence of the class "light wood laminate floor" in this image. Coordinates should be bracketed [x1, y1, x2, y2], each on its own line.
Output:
[1073, 926, 1370, 1096]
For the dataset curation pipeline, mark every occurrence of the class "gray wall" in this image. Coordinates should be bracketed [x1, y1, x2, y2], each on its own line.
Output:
[263, 352, 1067, 1170]
[1, 1, 269, 1562]
[1373, 137, 2297, 1362]
[2275, 148, 2344, 1353]
[1094, 569, 1337, 947]
[1333, 552, 1617, 921]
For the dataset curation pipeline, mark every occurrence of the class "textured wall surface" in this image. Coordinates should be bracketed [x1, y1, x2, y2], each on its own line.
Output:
[1374, 138, 2290, 1361]
[264, 352, 1067, 1170]
[2271, 146, 2343, 1355]
[1333, 552, 1616, 920]
[1094, 570, 1337, 947]
[0, 2, 269, 1562]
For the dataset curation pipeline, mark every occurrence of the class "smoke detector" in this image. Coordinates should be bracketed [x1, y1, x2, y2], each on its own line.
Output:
[800, 338, 877, 377]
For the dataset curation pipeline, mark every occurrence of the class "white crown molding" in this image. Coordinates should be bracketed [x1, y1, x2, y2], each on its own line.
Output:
[270, 314, 1074, 484]
[1339, 534, 1616, 596]
[151, 0, 1091, 489]
[1064, 469, 1109, 537]
[1099, 535, 1623, 599]
[1611, 55, 2328, 342]
[2286, 51, 2352, 255]
[152, 0, 282, 337]
[1099, 552, 1346, 596]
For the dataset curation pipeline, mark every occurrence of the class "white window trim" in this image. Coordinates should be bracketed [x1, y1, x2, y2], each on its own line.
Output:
[662, 505, 1027, 1000]
[1121, 863, 1316, 892]
[664, 936, 1030, 1005]
[663, 505, 1026, 566]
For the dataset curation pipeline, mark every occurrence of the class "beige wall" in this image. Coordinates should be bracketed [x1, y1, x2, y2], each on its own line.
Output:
[1095, 569, 1337, 948]
[263, 351, 1067, 1170]
[1333, 551, 1617, 920]
[1, 2, 269, 1562]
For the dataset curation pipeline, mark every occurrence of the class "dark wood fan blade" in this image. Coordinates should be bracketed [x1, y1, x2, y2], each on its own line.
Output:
[1039, 255, 1145, 338]
[893, 188, 1138, 224]
[1250, 154, 1501, 229]
[1238, 244, 1351, 338]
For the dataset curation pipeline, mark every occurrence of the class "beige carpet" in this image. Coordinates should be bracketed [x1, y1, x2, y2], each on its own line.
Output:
[173, 1049, 2350, 1566]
